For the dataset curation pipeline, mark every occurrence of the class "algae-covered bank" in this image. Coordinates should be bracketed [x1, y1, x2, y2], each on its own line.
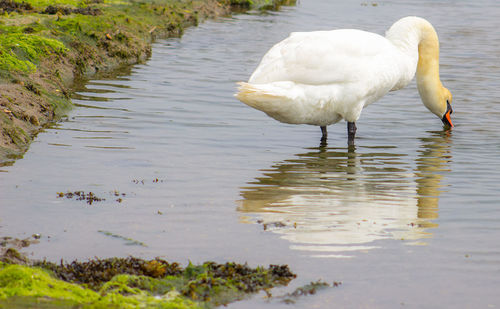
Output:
[0, 240, 299, 308]
[0, 256, 297, 308]
[0, 0, 295, 165]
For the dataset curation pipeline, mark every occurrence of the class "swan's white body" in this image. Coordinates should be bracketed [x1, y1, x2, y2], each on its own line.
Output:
[236, 17, 452, 131]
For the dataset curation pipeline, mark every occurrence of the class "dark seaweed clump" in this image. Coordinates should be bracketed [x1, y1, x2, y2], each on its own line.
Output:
[0, 0, 33, 13]
[1, 235, 40, 264]
[280, 280, 341, 304]
[34, 257, 296, 306]
[183, 262, 296, 302]
[57, 191, 105, 205]
[35, 257, 182, 290]
[42, 5, 102, 16]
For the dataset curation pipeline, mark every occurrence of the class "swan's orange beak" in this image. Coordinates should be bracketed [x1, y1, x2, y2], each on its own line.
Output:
[441, 102, 454, 128]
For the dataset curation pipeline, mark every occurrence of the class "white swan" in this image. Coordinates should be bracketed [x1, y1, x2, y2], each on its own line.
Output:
[235, 16, 454, 144]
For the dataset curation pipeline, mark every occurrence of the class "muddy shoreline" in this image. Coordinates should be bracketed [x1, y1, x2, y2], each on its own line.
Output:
[0, 0, 294, 166]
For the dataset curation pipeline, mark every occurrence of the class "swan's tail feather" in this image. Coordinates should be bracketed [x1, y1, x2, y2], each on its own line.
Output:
[235, 82, 293, 116]
[236, 82, 282, 105]
[235, 82, 341, 126]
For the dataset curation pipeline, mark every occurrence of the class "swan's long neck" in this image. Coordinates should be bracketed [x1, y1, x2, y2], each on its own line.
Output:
[386, 17, 447, 117]
[415, 22, 444, 117]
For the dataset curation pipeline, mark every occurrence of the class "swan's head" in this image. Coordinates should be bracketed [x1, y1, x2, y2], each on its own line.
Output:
[418, 82, 454, 128]
[440, 87, 453, 127]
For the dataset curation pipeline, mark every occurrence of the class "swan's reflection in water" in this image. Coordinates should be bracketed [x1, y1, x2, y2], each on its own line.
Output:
[238, 131, 452, 258]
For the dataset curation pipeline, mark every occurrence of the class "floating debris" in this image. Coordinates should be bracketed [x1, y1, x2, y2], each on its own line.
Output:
[280, 280, 341, 304]
[112, 190, 126, 197]
[361, 2, 378, 6]
[98, 230, 147, 247]
[263, 221, 287, 231]
[57, 190, 128, 205]
[57, 191, 105, 205]
[132, 178, 165, 185]
[111, 190, 126, 203]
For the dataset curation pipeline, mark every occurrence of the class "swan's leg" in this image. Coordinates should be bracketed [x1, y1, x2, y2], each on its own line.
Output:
[320, 126, 327, 140]
[347, 122, 357, 145]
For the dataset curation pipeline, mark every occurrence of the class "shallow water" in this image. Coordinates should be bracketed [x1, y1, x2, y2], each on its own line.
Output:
[2, 0, 500, 307]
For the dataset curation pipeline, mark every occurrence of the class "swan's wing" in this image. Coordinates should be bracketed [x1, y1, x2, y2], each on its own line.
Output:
[249, 29, 398, 86]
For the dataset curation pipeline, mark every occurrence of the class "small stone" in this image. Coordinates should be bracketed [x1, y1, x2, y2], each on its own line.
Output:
[29, 115, 39, 125]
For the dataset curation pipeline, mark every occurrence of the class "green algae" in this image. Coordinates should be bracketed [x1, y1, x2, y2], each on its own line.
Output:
[0, 258, 296, 308]
[19, 0, 81, 7]
[0, 263, 100, 302]
[0, 33, 67, 73]
[0, 263, 200, 308]
[99, 274, 202, 309]
[178, 261, 296, 305]
[22, 0, 112, 8]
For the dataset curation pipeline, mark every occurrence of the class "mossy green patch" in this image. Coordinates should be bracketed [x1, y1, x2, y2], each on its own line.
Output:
[98, 274, 202, 309]
[0, 33, 67, 74]
[0, 263, 201, 308]
[22, 0, 98, 8]
[0, 263, 100, 301]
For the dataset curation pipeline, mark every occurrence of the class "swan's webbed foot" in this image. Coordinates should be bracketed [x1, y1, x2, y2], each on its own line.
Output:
[347, 122, 357, 145]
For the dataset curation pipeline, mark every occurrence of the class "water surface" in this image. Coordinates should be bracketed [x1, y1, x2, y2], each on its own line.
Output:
[1, 0, 500, 307]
